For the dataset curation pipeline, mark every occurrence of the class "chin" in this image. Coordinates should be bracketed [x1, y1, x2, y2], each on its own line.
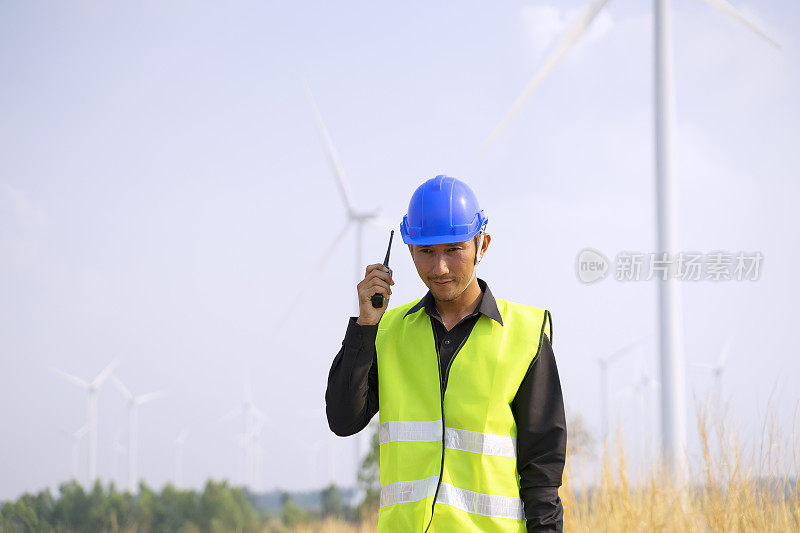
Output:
[431, 282, 460, 301]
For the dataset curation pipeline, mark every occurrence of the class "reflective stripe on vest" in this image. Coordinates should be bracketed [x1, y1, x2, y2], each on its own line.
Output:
[380, 475, 440, 507]
[379, 420, 442, 444]
[379, 421, 517, 459]
[437, 482, 525, 521]
[380, 478, 525, 521]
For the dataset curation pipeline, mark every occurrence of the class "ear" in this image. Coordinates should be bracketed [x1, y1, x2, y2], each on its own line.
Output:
[481, 234, 491, 254]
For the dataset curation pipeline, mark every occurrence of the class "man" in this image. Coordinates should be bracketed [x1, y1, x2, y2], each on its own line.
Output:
[326, 175, 566, 532]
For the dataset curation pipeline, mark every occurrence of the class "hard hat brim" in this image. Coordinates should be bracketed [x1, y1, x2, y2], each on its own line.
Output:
[400, 217, 487, 246]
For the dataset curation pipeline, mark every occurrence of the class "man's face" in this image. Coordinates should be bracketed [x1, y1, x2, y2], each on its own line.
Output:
[408, 238, 479, 303]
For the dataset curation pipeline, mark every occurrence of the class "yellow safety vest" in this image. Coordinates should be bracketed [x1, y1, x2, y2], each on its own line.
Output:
[375, 296, 552, 532]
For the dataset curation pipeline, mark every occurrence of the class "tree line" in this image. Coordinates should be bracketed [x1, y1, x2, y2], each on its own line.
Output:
[0, 425, 383, 532]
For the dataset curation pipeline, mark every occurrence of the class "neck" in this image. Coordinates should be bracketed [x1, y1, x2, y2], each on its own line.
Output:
[434, 277, 482, 320]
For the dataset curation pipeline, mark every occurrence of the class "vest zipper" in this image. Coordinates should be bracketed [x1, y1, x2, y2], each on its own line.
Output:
[423, 321, 471, 532]
[423, 322, 445, 533]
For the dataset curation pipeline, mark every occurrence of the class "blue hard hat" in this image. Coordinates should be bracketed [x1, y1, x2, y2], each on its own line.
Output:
[400, 175, 488, 245]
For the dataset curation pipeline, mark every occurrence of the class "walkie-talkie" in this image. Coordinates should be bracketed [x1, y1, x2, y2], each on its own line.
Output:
[371, 230, 394, 308]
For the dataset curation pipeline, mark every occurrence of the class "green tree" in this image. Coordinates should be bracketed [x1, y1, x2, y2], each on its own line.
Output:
[320, 483, 344, 518]
[52, 480, 90, 531]
[1, 497, 42, 532]
[280, 493, 311, 528]
[198, 480, 256, 532]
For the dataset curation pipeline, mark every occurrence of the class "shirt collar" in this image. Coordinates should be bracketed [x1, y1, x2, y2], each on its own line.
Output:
[403, 277, 504, 326]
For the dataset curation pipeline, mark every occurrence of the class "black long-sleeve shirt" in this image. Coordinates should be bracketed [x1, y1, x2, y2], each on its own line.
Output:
[325, 278, 566, 532]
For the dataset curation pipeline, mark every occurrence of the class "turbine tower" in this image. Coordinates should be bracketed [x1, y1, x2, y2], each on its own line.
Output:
[482, 0, 778, 475]
[112, 376, 164, 493]
[51, 360, 117, 484]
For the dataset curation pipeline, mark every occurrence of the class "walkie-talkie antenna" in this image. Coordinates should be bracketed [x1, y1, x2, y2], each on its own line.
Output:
[371, 230, 394, 308]
[382, 230, 394, 266]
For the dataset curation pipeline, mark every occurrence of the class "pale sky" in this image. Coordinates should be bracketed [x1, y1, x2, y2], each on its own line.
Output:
[1, 1, 798, 500]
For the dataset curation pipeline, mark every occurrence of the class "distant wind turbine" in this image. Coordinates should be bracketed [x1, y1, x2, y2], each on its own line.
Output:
[274, 83, 395, 331]
[56, 424, 89, 482]
[174, 428, 189, 487]
[112, 376, 164, 493]
[281, 83, 395, 494]
[50, 360, 117, 484]
[482, 0, 778, 475]
[598, 338, 646, 444]
[691, 334, 733, 419]
[618, 367, 660, 466]
[221, 376, 267, 491]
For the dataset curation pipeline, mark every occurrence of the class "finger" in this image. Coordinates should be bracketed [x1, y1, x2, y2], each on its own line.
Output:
[364, 278, 392, 295]
[364, 263, 385, 277]
[367, 268, 394, 285]
[364, 279, 392, 297]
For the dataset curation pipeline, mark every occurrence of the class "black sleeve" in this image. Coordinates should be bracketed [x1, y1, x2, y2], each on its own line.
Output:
[511, 333, 567, 533]
[325, 316, 379, 436]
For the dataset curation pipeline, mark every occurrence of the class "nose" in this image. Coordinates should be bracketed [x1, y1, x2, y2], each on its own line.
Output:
[432, 253, 449, 276]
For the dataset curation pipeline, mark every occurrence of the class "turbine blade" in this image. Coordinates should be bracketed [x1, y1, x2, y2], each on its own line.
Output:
[304, 82, 356, 215]
[270, 220, 352, 335]
[481, 0, 612, 152]
[699, 0, 780, 49]
[135, 391, 165, 405]
[50, 367, 89, 388]
[691, 362, 716, 370]
[112, 376, 134, 401]
[92, 360, 118, 388]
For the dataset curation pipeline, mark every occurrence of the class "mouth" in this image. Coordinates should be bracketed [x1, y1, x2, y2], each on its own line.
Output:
[433, 280, 453, 285]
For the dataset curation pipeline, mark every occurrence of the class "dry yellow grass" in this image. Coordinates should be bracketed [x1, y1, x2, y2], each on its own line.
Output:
[563, 398, 799, 532]
[282, 400, 799, 532]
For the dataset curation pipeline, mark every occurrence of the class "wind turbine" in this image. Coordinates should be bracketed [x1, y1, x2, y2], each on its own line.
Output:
[618, 366, 660, 468]
[482, 0, 778, 475]
[56, 424, 89, 482]
[112, 376, 164, 493]
[221, 376, 267, 490]
[279, 83, 394, 495]
[50, 360, 117, 484]
[691, 334, 733, 420]
[174, 428, 189, 487]
[598, 338, 645, 445]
